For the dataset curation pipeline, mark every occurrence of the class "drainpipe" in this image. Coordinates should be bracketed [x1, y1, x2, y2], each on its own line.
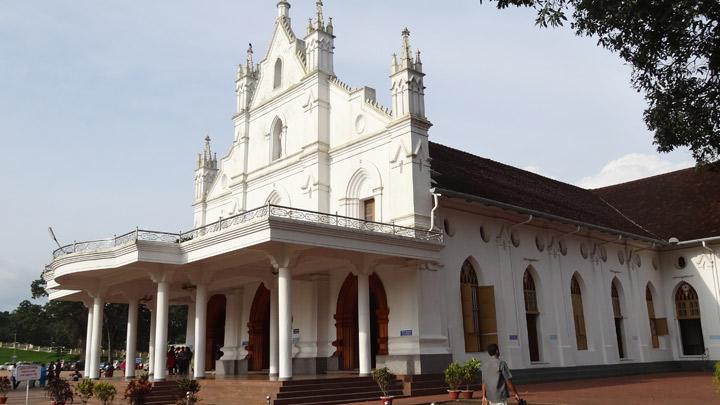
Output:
[429, 190, 441, 232]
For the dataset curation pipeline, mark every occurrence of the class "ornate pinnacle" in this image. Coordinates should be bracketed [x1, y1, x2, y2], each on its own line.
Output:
[401, 27, 412, 61]
[316, 0, 324, 29]
[246, 43, 254, 69]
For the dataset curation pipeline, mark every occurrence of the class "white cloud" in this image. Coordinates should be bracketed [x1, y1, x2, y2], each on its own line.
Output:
[576, 153, 693, 189]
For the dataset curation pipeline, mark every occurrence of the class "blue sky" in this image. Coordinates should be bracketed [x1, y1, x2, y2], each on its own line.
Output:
[0, 0, 692, 311]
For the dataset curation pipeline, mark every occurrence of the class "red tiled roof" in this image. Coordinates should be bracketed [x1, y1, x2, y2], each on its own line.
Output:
[429, 142, 658, 240]
[593, 167, 720, 241]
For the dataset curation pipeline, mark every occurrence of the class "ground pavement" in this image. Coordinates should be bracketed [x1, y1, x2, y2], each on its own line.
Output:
[346, 372, 718, 405]
[1, 371, 716, 404]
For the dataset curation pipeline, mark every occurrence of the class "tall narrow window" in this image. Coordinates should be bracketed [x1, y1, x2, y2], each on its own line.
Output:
[273, 58, 283, 89]
[271, 118, 283, 161]
[675, 282, 705, 355]
[363, 198, 375, 222]
[523, 269, 540, 362]
[611, 280, 625, 359]
[460, 260, 497, 352]
[570, 274, 588, 350]
[646, 285, 659, 349]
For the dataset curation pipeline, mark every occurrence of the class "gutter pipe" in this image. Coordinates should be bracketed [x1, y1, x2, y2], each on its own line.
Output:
[431, 187, 667, 246]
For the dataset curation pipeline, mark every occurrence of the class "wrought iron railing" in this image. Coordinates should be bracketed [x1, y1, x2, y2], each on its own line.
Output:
[51, 204, 442, 260]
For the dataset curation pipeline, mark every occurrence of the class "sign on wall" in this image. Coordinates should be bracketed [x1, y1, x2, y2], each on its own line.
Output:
[400, 329, 412, 337]
[16, 364, 41, 381]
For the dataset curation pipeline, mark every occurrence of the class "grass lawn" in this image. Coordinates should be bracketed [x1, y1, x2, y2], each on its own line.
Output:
[0, 347, 80, 364]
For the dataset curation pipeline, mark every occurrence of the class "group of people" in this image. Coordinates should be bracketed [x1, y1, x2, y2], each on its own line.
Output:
[7, 360, 65, 390]
[166, 346, 193, 376]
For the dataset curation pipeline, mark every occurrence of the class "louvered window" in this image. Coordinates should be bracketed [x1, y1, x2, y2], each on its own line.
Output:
[571, 275, 588, 350]
[460, 260, 497, 352]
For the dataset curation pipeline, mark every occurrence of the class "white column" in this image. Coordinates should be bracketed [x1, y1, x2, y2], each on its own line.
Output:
[269, 282, 279, 376]
[278, 267, 292, 380]
[186, 304, 196, 350]
[358, 272, 371, 375]
[153, 280, 169, 381]
[148, 307, 156, 376]
[194, 284, 207, 379]
[89, 296, 104, 379]
[84, 305, 94, 376]
[125, 299, 139, 379]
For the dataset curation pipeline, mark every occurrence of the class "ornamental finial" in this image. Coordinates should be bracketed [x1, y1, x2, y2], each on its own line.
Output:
[401, 27, 412, 60]
[315, 0, 324, 30]
[246, 43, 254, 69]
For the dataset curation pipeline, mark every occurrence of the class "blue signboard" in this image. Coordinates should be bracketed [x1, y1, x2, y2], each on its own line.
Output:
[400, 329, 412, 337]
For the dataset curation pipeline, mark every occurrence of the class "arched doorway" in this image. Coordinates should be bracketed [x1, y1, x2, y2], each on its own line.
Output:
[675, 282, 705, 355]
[333, 273, 389, 370]
[206, 294, 226, 371]
[523, 268, 540, 362]
[247, 284, 270, 371]
[611, 279, 625, 359]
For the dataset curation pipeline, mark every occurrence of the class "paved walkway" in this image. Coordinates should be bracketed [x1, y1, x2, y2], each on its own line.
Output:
[347, 372, 718, 405]
[2, 371, 716, 404]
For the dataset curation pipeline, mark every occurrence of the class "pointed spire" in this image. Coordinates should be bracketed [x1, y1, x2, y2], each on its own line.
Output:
[401, 27, 412, 63]
[204, 135, 212, 162]
[315, 0, 325, 30]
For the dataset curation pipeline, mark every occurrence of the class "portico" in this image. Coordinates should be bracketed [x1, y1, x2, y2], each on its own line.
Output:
[45, 205, 443, 380]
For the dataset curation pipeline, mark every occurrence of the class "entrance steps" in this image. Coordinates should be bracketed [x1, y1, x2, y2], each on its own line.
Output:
[274, 376, 404, 405]
[145, 380, 184, 405]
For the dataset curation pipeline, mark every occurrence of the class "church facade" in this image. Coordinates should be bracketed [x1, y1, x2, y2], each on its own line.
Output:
[44, 1, 720, 382]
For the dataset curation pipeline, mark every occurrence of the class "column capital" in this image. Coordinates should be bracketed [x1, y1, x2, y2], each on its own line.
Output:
[344, 253, 380, 275]
[265, 244, 303, 270]
[148, 268, 175, 284]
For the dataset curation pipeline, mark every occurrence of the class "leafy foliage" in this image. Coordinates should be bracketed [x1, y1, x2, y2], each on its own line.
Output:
[0, 376, 11, 397]
[75, 379, 95, 405]
[713, 361, 720, 392]
[93, 382, 117, 405]
[482, 0, 720, 165]
[444, 361, 463, 391]
[371, 367, 395, 397]
[124, 374, 153, 405]
[461, 358, 482, 391]
[176, 378, 200, 405]
[45, 378, 74, 404]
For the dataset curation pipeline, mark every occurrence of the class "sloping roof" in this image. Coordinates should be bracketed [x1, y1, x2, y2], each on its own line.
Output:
[429, 142, 659, 240]
[593, 167, 720, 241]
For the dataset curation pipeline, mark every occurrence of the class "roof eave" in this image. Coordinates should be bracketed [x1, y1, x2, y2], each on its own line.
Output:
[432, 187, 668, 246]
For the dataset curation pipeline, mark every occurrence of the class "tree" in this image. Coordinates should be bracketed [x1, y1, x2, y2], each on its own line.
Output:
[31, 274, 48, 299]
[482, 0, 720, 164]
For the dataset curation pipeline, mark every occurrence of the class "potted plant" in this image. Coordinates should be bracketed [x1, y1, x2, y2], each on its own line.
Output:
[176, 378, 200, 405]
[713, 361, 720, 392]
[443, 362, 463, 400]
[93, 382, 116, 405]
[45, 378, 74, 405]
[0, 376, 11, 404]
[75, 379, 95, 405]
[124, 374, 153, 405]
[460, 358, 481, 399]
[371, 367, 395, 405]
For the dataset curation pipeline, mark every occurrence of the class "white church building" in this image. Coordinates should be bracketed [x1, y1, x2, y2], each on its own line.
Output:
[44, 0, 720, 383]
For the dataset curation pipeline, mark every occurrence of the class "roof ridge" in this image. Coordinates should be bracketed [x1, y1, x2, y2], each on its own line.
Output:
[593, 164, 700, 191]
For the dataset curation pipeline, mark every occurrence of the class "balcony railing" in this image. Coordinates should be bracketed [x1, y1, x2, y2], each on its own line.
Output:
[51, 204, 443, 259]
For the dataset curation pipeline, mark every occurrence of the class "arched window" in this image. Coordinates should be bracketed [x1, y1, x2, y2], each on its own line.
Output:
[271, 118, 283, 161]
[523, 268, 540, 362]
[273, 58, 282, 89]
[646, 284, 659, 349]
[611, 279, 625, 358]
[570, 274, 588, 350]
[675, 282, 705, 355]
[460, 259, 497, 352]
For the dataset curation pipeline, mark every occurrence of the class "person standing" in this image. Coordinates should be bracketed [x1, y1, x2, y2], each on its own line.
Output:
[39, 364, 47, 387]
[481, 344, 522, 405]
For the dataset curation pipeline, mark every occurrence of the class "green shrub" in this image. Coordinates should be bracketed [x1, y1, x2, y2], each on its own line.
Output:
[124, 374, 152, 405]
[45, 378, 74, 404]
[444, 362, 463, 391]
[93, 382, 116, 405]
[75, 379, 95, 405]
[371, 367, 395, 397]
[0, 376, 11, 397]
[176, 378, 200, 405]
[713, 361, 720, 392]
[461, 358, 481, 391]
